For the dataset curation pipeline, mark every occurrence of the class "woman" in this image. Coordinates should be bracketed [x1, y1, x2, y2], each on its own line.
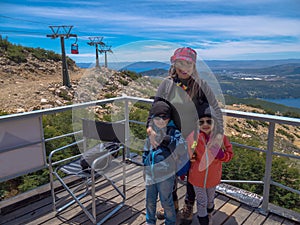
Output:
[146, 47, 224, 224]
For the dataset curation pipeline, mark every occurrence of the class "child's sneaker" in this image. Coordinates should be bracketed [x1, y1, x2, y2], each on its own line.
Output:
[156, 200, 179, 220]
[156, 207, 165, 220]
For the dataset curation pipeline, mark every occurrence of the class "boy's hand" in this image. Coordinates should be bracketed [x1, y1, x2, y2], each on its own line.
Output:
[190, 152, 197, 162]
[147, 127, 158, 148]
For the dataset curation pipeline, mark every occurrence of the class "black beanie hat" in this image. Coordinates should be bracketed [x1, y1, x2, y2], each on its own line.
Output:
[151, 101, 171, 118]
[198, 103, 216, 119]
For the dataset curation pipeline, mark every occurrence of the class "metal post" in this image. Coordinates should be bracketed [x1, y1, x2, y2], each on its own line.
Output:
[124, 98, 130, 159]
[48, 158, 56, 211]
[261, 121, 275, 215]
[99, 45, 112, 68]
[91, 168, 97, 224]
[104, 52, 108, 68]
[96, 44, 99, 68]
[46, 25, 76, 87]
[87, 37, 104, 68]
[60, 36, 71, 87]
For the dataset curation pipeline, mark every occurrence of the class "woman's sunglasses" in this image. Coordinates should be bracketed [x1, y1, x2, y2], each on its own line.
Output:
[175, 60, 194, 68]
[153, 114, 170, 120]
[199, 119, 213, 126]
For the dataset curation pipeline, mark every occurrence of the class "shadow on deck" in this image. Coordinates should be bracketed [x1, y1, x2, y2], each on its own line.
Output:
[0, 159, 299, 225]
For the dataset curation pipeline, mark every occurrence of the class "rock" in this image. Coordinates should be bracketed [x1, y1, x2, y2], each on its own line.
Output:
[16, 108, 25, 113]
[55, 100, 64, 106]
[40, 98, 49, 105]
[41, 104, 54, 109]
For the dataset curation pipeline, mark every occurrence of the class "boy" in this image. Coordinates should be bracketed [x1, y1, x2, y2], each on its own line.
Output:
[143, 101, 186, 225]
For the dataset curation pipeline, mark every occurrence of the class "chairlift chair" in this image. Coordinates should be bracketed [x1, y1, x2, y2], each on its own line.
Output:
[71, 43, 79, 54]
[49, 119, 126, 224]
[71, 36, 79, 54]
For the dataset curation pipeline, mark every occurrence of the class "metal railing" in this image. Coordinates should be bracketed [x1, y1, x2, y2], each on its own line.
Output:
[0, 96, 299, 218]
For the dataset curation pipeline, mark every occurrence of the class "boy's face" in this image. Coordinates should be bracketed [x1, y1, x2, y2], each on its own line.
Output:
[198, 116, 214, 135]
[153, 114, 170, 129]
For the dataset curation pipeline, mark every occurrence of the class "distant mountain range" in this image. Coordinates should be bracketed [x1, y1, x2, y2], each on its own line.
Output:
[119, 61, 170, 72]
[76, 59, 300, 74]
[204, 59, 300, 69]
[222, 63, 300, 76]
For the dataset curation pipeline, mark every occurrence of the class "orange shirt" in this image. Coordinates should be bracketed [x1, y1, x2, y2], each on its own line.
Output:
[188, 132, 233, 188]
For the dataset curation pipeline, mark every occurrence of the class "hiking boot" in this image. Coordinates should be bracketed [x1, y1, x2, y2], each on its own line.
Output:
[179, 203, 193, 225]
[156, 207, 165, 220]
[207, 206, 214, 225]
[174, 199, 179, 213]
[208, 213, 213, 225]
[156, 200, 179, 220]
[197, 215, 209, 225]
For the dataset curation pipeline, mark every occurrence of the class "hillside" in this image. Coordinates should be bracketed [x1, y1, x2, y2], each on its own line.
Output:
[0, 37, 161, 113]
[117, 61, 300, 99]
[220, 62, 300, 75]
[0, 62, 159, 114]
[0, 55, 83, 113]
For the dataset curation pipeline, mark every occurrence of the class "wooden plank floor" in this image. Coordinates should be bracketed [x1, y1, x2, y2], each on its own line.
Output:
[1, 160, 299, 225]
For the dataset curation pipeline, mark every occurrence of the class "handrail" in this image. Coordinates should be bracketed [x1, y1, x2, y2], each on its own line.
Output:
[0, 95, 299, 218]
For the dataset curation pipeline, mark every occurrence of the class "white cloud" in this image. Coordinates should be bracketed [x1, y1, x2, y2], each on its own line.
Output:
[196, 40, 300, 60]
[1, 0, 300, 61]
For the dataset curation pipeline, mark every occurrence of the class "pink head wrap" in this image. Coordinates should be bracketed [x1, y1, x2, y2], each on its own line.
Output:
[170, 47, 197, 64]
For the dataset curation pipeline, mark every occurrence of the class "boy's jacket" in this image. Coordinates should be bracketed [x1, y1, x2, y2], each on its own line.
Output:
[143, 120, 186, 184]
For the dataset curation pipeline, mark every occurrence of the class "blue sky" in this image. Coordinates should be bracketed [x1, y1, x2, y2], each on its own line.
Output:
[1, 0, 300, 63]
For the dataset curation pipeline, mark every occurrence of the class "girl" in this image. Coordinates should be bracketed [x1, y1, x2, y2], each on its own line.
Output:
[188, 105, 233, 225]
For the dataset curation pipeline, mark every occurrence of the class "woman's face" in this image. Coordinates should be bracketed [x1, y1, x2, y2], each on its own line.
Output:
[174, 60, 194, 79]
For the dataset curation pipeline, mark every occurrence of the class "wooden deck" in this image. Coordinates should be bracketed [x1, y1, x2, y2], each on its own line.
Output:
[1, 160, 299, 225]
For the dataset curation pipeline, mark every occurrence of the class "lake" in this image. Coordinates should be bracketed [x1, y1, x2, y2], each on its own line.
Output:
[263, 98, 300, 109]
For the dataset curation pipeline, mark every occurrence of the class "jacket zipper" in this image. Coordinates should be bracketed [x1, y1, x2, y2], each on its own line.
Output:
[151, 149, 155, 178]
[201, 136, 209, 188]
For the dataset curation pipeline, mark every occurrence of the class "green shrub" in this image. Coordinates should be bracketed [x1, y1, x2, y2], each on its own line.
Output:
[120, 70, 142, 80]
[104, 93, 117, 98]
[119, 79, 129, 86]
[277, 128, 295, 142]
[7, 45, 27, 63]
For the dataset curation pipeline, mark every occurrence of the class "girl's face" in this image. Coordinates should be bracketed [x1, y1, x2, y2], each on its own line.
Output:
[199, 117, 214, 135]
[174, 60, 194, 79]
[153, 114, 170, 129]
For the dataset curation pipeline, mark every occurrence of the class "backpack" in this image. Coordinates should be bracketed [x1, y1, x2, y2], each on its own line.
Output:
[80, 142, 120, 172]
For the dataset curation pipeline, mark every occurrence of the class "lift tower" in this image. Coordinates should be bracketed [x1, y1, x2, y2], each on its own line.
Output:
[99, 45, 113, 68]
[87, 37, 104, 68]
[46, 25, 77, 87]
